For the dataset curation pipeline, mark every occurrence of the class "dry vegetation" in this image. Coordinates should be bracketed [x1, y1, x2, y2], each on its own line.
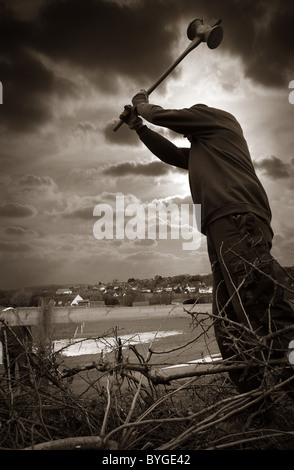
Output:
[1, 301, 294, 451]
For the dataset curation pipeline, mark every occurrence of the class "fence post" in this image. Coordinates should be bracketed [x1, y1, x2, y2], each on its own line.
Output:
[35, 298, 55, 388]
[39, 298, 55, 349]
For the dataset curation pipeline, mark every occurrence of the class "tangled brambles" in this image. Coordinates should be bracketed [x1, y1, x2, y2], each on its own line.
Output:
[1, 309, 294, 451]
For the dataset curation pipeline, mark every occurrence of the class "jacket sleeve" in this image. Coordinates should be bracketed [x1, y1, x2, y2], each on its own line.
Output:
[136, 102, 216, 137]
[136, 125, 189, 170]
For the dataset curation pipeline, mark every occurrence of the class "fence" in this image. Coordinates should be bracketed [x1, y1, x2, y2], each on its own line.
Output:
[0, 299, 207, 327]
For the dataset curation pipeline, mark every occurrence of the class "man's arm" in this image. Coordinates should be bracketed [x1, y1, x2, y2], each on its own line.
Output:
[137, 125, 189, 170]
[132, 91, 215, 136]
[119, 105, 189, 170]
[136, 102, 214, 136]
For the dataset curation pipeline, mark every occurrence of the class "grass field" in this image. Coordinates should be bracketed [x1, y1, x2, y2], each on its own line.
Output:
[1, 303, 218, 390]
[49, 303, 219, 395]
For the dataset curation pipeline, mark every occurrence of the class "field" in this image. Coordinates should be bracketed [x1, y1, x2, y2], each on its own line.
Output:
[48, 303, 219, 394]
[1, 303, 218, 389]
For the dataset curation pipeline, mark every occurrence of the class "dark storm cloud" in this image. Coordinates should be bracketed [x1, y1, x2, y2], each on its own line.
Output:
[0, 241, 32, 252]
[211, 0, 294, 87]
[36, 0, 181, 87]
[73, 121, 97, 134]
[254, 155, 292, 180]
[18, 174, 57, 191]
[0, 50, 54, 132]
[102, 160, 181, 177]
[35, 0, 294, 88]
[3, 226, 37, 237]
[63, 206, 94, 220]
[0, 3, 75, 132]
[1, 0, 183, 134]
[104, 119, 140, 146]
[1, 0, 293, 132]
[0, 203, 37, 218]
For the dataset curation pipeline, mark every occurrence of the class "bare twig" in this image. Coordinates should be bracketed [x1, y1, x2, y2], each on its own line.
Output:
[100, 377, 111, 438]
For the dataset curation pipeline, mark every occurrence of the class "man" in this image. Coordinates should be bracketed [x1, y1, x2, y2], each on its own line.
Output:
[120, 90, 294, 397]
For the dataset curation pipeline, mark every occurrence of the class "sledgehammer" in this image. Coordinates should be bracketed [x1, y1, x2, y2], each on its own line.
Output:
[113, 17, 223, 132]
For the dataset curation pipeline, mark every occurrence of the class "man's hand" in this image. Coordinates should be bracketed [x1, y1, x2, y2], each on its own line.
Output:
[132, 89, 149, 108]
[119, 105, 144, 131]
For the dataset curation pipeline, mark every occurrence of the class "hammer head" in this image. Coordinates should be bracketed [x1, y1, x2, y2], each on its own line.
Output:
[187, 17, 223, 49]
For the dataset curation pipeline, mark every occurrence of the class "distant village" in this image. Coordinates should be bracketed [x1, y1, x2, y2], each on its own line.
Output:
[0, 272, 213, 308]
[1, 266, 294, 308]
[52, 273, 213, 308]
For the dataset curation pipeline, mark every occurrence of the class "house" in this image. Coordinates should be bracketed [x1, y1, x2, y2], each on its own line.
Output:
[70, 295, 90, 307]
[184, 286, 196, 293]
[154, 288, 163, 293]
[56, 288, 73, 295]
[199, 286, 213, 294]
[71, 295, 84, 306]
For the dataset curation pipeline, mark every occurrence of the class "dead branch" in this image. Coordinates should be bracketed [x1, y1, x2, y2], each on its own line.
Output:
[207, 429, 294, 450]
[24, 436, 118, 450]
[60, 354, 291, 386]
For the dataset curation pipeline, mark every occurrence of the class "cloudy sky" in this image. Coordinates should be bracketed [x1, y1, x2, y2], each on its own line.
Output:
[0, 0, 293, 289]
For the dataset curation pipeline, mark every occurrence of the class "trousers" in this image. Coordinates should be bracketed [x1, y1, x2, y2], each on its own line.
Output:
[206, 213, 294, 395]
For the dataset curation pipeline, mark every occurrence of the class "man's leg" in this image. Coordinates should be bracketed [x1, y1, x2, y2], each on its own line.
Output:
[212, 259, 264, 393]
[207, 213, 294, 395]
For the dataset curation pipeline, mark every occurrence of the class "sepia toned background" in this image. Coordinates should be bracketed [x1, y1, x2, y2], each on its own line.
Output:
[0, 0, 293, 289]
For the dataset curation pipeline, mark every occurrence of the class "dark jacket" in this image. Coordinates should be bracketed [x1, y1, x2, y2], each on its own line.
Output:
[136, 103, 272, 234]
